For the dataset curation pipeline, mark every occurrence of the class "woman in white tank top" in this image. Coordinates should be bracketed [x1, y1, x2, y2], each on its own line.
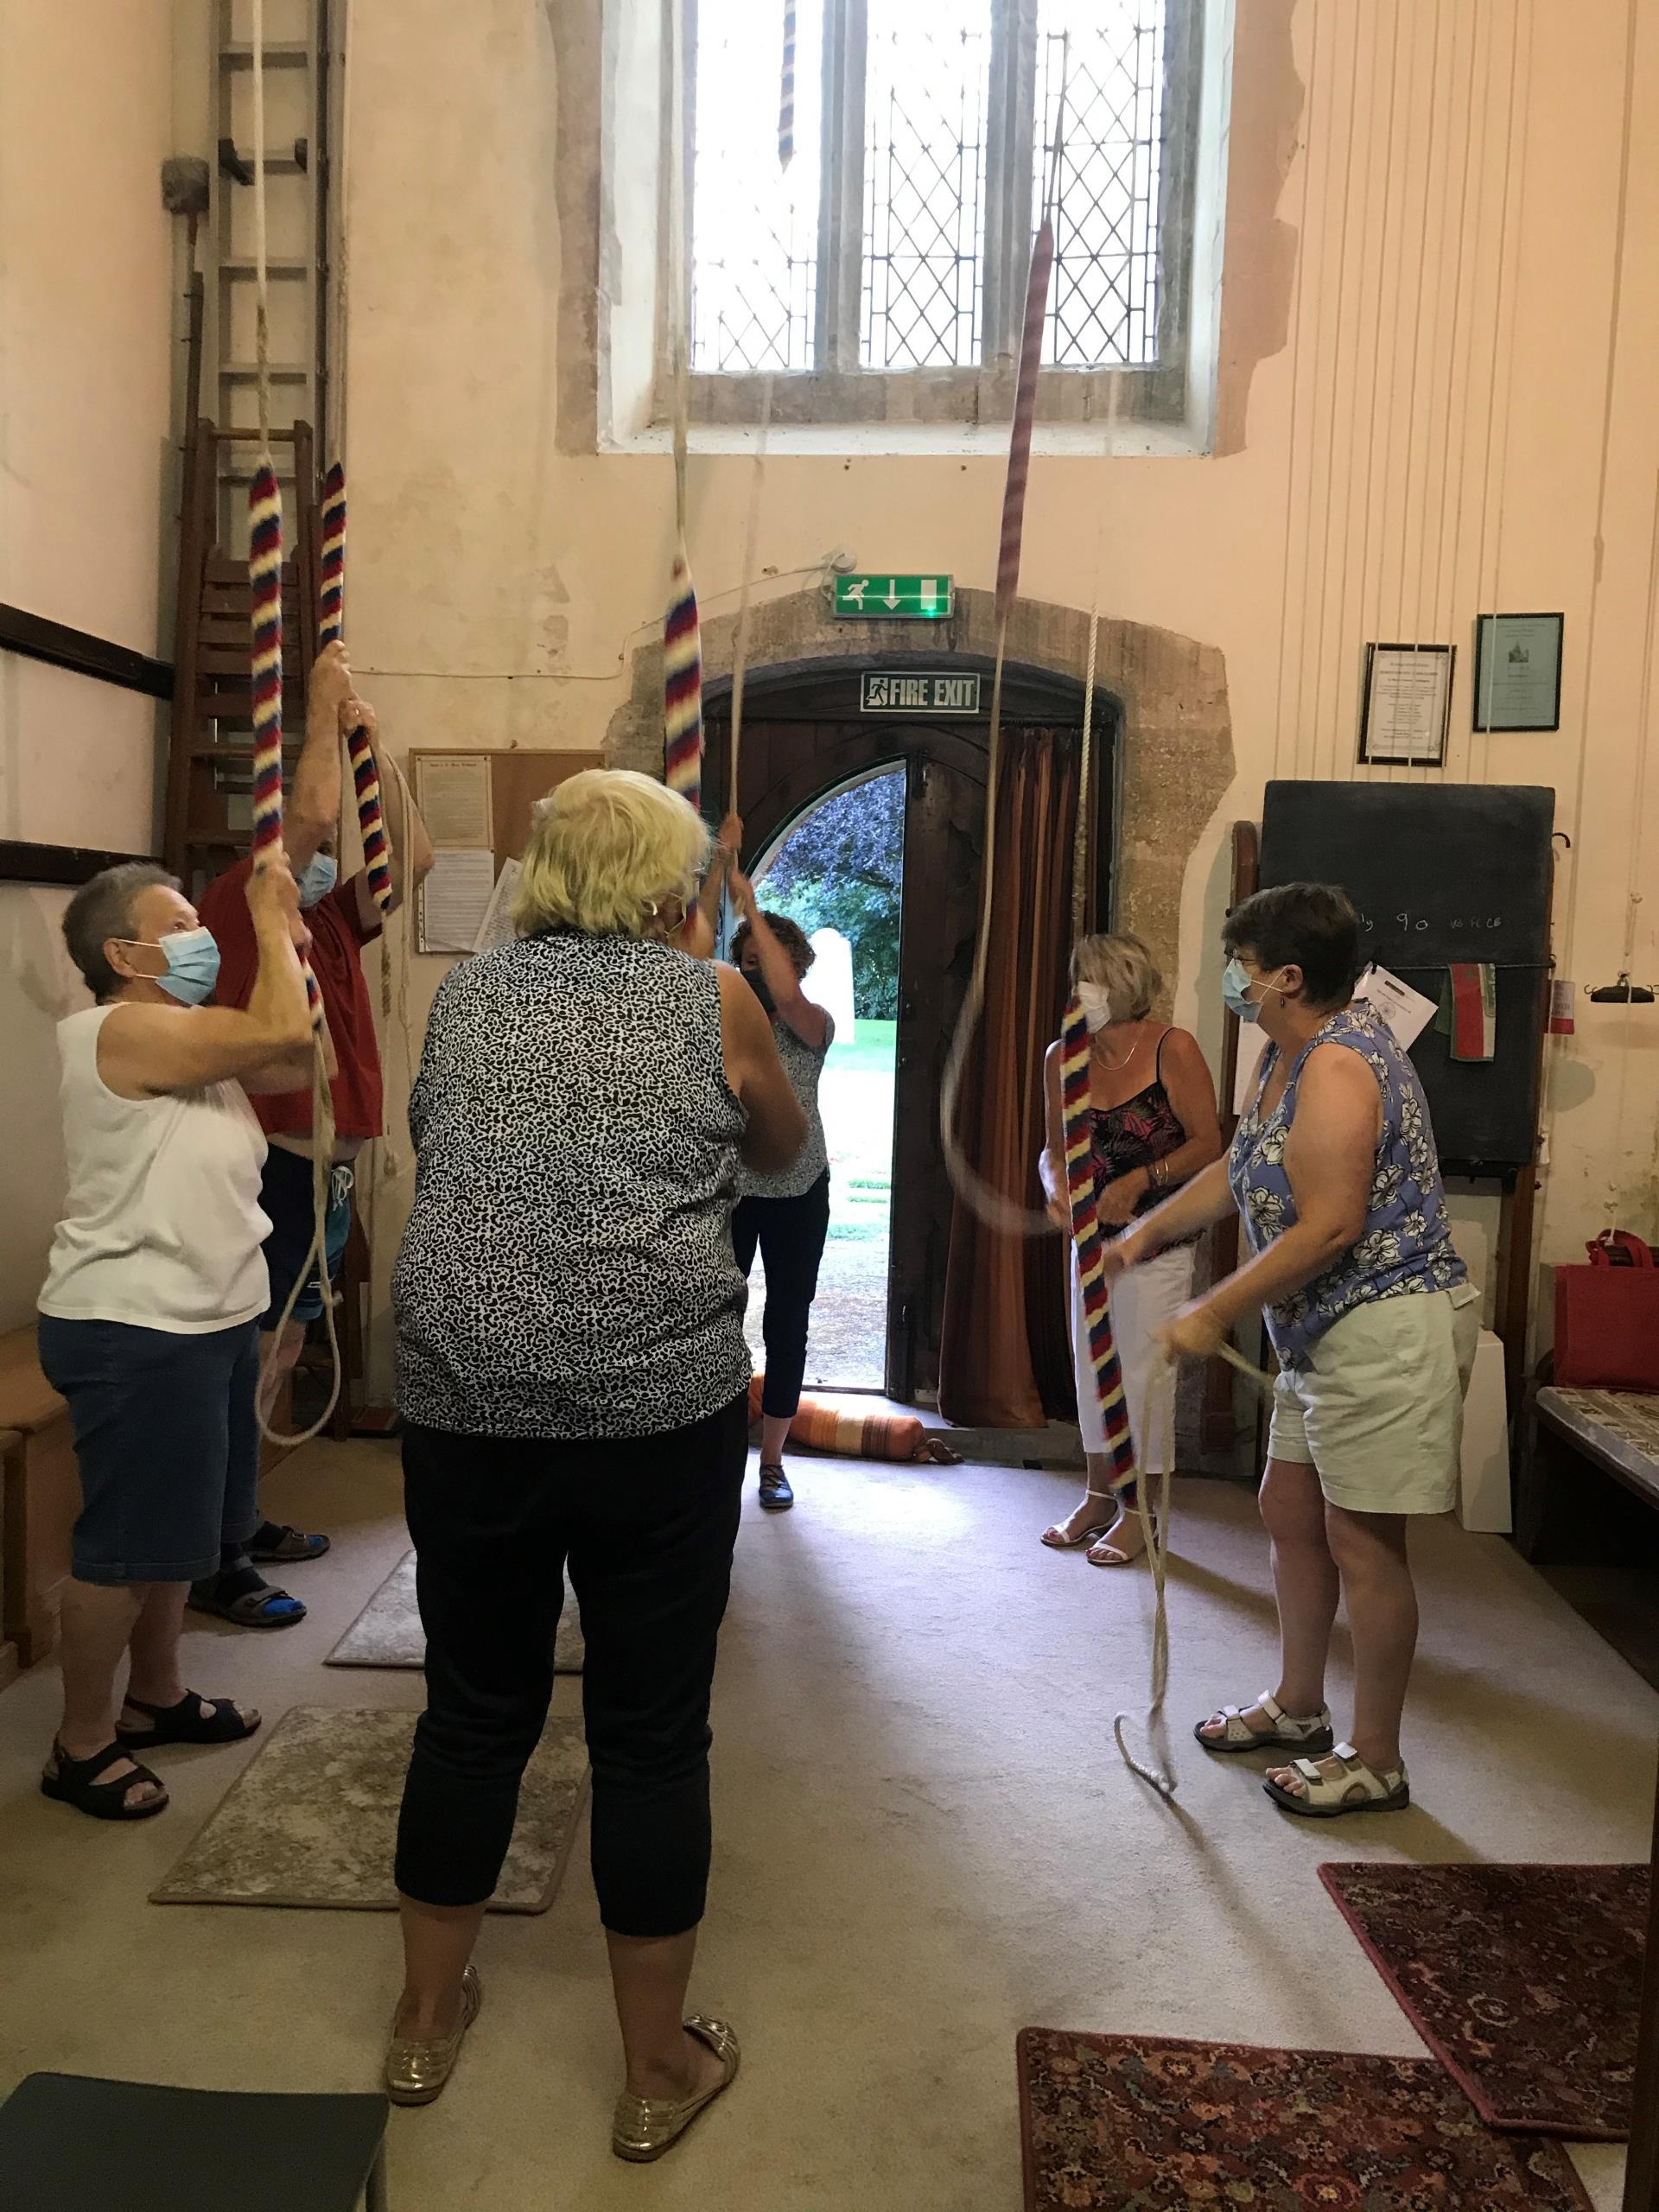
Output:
[36, 856, 318, 1822]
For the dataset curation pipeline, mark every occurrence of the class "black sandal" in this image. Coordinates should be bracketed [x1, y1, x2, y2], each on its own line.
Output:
[759, 1464, 795, 1511]
[115, 1692, 261, 1749]
[40, 1739, 168, 1821]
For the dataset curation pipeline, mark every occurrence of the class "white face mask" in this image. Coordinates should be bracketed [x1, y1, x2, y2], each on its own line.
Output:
[1075, 982, 1117, 1033]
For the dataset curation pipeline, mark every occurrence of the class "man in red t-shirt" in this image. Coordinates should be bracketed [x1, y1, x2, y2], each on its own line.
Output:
[194, 643, 433, 1627]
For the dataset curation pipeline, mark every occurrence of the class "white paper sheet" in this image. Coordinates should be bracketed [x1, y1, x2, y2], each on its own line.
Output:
[420, 848, 499, 954]
[415, 755, 493, 847]
[1353, 962, 1438, 1050]
[474, 859, 524, 954]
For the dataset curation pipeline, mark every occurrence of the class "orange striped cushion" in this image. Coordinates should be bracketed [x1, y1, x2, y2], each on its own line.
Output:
[746, 1375, 942, 1462]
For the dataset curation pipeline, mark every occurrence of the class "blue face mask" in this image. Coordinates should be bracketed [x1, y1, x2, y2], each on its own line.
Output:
[1222, 956, 1264, 1024]
[128, 926, 221, 1007]
[296, 852, 338, 909]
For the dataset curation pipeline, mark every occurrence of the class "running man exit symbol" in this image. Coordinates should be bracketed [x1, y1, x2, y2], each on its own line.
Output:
[833, 574, 954, 620]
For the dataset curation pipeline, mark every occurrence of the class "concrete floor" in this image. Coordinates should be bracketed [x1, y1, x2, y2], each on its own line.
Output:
[0, 1440, 1652, 2209]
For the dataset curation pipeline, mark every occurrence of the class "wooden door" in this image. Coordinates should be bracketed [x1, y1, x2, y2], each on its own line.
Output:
[706, 657, 1104, 1403]
[887, 739, 985, 1399]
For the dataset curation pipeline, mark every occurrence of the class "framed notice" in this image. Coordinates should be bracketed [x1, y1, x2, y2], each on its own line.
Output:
[1358, 643, 1454, 767]
[1472, 613, 1563, 732]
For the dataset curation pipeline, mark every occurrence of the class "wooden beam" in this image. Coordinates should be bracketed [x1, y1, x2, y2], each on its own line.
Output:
[0, 842, 156, 888]
[0, 603, 172, 701]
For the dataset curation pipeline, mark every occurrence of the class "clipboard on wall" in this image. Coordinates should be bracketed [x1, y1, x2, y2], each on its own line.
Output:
[410, 749, 592, 956]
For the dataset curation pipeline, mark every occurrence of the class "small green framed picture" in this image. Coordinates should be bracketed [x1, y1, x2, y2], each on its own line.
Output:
[1472, 613, 1563, 733]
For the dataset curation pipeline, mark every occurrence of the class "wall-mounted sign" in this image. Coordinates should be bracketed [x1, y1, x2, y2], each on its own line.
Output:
[834, 574, 953, 619]
[861, 671, 982, 715]
[1472, 613, 1564, 732]
[1357, 642, 1454, 766]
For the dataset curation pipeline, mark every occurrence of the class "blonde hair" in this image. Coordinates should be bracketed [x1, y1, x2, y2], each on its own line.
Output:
[513, 769, 711, 938]
[1071, 931, 1160, 1023]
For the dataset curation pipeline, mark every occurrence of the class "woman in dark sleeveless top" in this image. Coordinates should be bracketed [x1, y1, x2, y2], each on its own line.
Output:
[1039, 932, 1222, 1566]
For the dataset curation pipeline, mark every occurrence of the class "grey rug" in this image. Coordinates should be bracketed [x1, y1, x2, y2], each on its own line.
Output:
[151, 1707, 589, 1914]
[327, 1550, 584, 1674]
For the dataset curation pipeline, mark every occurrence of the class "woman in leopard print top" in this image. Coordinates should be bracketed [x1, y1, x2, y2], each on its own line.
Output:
[386, 770, 804, 2152]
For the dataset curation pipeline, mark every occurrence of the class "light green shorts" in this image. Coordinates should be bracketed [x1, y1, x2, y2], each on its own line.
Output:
[1268, 1282, 1481, 1516]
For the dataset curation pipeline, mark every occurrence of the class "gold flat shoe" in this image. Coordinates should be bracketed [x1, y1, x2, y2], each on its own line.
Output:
[385, 1964, 483, 2107]
[611, 2015, 741, 2163]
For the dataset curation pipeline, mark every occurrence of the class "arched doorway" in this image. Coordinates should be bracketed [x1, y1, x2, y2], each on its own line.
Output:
[706, 655, 1111, 1402]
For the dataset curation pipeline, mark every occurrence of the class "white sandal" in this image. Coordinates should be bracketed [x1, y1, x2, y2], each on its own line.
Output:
[1263, 1741, 1410, 1818]
[1194, 1691, 1335, 1756]
[1039, 1491, 1116, 1550]
[1085, 1517, 1154, 1569]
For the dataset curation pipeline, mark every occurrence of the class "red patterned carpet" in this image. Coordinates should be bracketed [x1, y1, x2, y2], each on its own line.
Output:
[1320, 1861, 1647, 2140]
[1016, 2030, 1591, 2210]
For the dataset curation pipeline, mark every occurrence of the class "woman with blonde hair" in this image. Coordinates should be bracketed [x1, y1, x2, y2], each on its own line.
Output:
[388, 769, 805, 2157]
[1037, 932, 1222, 1565]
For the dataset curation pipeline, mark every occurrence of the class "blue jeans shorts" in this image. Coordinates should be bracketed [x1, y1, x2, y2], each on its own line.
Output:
[36, 1315, 262, 1585]
[262, 1148, 354, 1328]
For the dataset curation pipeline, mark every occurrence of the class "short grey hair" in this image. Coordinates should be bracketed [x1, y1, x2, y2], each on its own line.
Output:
[63, 863, 180, 1000]
[1071, 931, 1160, 1023]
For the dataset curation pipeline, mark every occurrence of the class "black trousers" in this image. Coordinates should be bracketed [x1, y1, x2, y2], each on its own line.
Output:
[393, 1392, 747, 1937]
[731, 1170, 831, 1421]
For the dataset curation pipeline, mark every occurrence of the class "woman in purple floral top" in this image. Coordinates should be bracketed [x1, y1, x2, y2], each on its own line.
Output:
[1103, 885, 1478, 1821]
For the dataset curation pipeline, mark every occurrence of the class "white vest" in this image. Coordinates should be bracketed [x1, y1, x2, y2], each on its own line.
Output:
[38, 1006, 271, 1333]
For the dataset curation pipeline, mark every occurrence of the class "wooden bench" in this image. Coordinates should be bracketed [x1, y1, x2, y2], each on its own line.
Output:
[0, 1327, 76, 1672]
[0, 2074, 390, 2210]
[1516, 1385, 1659, 1561]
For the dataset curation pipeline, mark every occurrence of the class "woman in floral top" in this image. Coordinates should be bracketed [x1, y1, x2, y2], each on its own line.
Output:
[1101, 884, 1478, 1820]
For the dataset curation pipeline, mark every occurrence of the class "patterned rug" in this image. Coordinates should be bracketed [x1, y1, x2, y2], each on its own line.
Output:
[327, 1550, 584, 1674]
[1016, 2031, 1592, 2210]
[1320, 1861, 1647, 2140]
[151, 1707, 589, 1914]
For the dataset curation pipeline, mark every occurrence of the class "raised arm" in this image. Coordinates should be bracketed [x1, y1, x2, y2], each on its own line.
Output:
[718, 963, 808, 1173]
[284, 644, 354, 871]
[729, 868, 830, 1052]
[99, 862, 315, 1099]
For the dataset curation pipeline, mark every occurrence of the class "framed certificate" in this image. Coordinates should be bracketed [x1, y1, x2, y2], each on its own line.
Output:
[1472, 613, 1564, 732]
[1358, 643, 1454, 766]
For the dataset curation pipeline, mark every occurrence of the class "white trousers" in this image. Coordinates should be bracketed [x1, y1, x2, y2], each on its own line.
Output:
[1070, 1243, 1197, 1476]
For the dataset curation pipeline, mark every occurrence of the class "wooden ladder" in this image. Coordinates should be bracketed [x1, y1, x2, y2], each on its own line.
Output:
[162, 417, 320, 891]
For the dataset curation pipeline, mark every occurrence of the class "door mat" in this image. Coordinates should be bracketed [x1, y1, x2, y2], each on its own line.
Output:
[151, 1707, 588, 1914]
[1320, 1860, 1647, 2140]
[327, 1550, 583, 1675]
[1016, 2030, 1591, 2211]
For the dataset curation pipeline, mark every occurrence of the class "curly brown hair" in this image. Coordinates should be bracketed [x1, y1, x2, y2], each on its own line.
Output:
[732, 912, 815, 977]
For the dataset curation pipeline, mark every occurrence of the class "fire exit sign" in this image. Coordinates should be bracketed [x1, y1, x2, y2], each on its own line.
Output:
[833, 574, 954, 619]
[861, 671, 982, 714]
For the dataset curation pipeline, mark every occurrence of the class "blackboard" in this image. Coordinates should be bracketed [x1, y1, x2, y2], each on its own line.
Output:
[1257, 782, 1555, 1175]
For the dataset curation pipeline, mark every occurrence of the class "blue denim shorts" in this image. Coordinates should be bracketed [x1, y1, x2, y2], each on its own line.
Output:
[262, 1148, 354, 1328]
[36, 1315, 262, 1584]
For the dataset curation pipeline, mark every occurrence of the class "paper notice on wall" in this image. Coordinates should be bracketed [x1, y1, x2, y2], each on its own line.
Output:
[1353, 963, 1438, 1050]
[415, 754, 493, 848]
[419, 848, 499, 955]
[474, 859, 524, 954]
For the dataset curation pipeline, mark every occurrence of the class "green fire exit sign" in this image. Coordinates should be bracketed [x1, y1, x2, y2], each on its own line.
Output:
[833, 574, 954, 620]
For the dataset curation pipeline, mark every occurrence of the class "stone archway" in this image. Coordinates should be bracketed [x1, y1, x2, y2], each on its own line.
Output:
[604, 584, 1233, 1000]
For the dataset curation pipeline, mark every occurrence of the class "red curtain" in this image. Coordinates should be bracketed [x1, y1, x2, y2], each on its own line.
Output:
[938, 727, 1081, 1427]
